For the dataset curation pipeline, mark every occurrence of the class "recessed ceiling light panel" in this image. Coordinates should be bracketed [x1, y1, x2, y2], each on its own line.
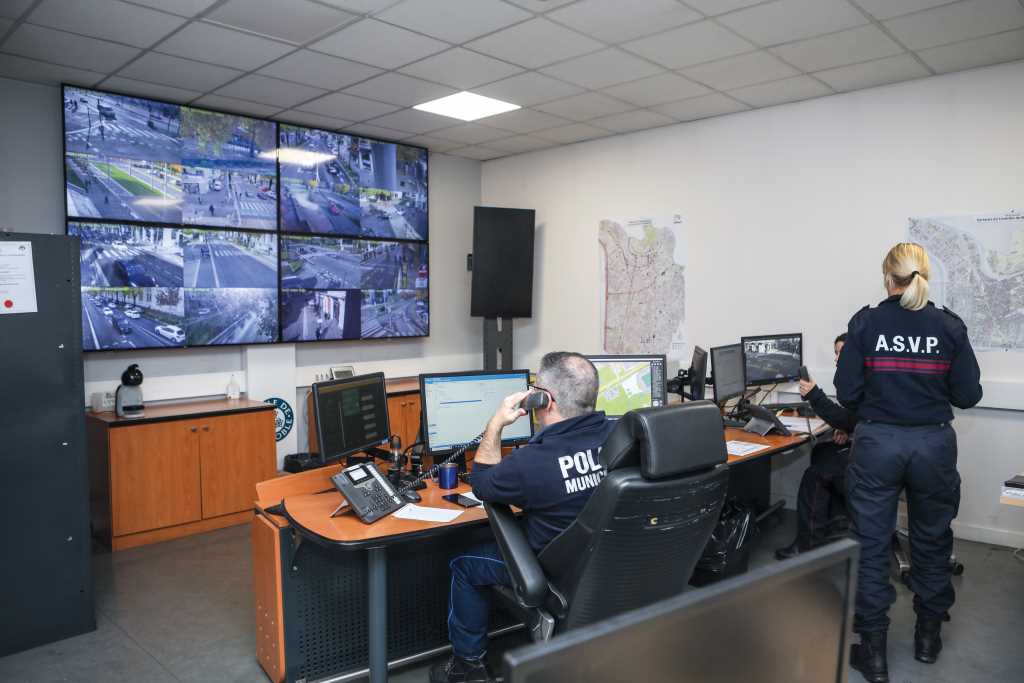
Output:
[414, 91, 520, 121]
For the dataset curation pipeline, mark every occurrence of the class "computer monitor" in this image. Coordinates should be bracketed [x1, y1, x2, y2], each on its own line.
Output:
[312, 372, 390, 464]
[420, 370, 533, 460]
[710, 343, 745, 406]
[689, 346, 708, 401]
[586, 354, 667, 418]
[742, 333, 803, 386]
[503, 539, 858, 683]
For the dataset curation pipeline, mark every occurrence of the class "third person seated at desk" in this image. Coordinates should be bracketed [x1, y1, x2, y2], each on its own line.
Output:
[776, 333, 859, 560]
[430, 351, 614, 683]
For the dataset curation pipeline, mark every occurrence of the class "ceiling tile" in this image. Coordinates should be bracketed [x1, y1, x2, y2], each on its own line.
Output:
[206, 0, 356, 44]
[682, 0, 765, 14]
[602, 72, 710, 107]
[190, 94, 282, 117]
[377, 0, 530, 43]
[855, 0, 958, 21]
[345, 73, 457, 107]
[883, 0, 1024, 51]
[258, 50, 382, 91]
[118, 52, 243, 92]
[0, 54, 103, 86]
[3, 24, 139, 72]
[214, 74, 328, 109]
[125, 0, 217, 16]
[316, 0, 397, 12]
[917, 27, 1024, 73]
[504, 0, 576, 11]
[485, 134, 555, 153]
[587, 109, 675, 133]
[310, 19, 449, 69]
[471, 71, 583, 106]
[401, 134, 464, 152]
[298, 92, 400, 120]
[535, 92, 634, 121]
[344, 123, 415, 140]
[27, 0, 186, 48]
[813, 53, 929, 91]
[100, 76, 202, 103]
[432, 123, 512, 144]
[771, 24, 904, 72]
[651, 92, 750, 121]
[276, 110, 355, 131]
[399, 48, 523, 89]
[479, 107, 571, 133]
[450, 146, 505, 160]
[717, 0, 868, 46]
[534, 123, 612, 143]
[728, 74, 832, 107]
[155, 21, 293, 71]
[364, 108, 456, 134]
[548, 0, 701, 43]
[621, 20, 755, 69]
[0, 0, 34, 19]
[681, 51, 799, 91]
[539, 48, 663, 90]
[466, 18, 604, 69]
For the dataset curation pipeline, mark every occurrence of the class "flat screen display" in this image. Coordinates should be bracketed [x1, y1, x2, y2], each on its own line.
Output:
[64, 86, 428, 351]
[742, 333, 803, 385]
[586, 354, 667, 417]
[420, 371, 533, 454]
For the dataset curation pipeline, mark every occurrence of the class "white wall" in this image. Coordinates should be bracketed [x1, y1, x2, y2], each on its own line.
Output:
[0, 77, 484, 452]
[481, 60, 1024, 548]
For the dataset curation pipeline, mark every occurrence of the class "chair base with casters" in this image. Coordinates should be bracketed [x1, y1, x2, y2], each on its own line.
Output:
[892, 528, 964, 589]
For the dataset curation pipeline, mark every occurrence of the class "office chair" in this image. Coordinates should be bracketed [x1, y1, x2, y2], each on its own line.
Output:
[484, 401, 730, 642]
[892, 492, 964, 590]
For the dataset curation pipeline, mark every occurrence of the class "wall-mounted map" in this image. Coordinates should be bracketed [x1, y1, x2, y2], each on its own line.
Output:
[908, 210, 1024, 351]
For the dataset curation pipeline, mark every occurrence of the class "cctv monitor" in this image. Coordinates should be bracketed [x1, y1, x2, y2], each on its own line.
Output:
[313, 372, 390, 464]
[710, 344, 746, 406]
[420, 370, 533, 461]
[586, 355, 667, 418]
[503, 539, 858, 683]
[689, 346, 708, 401]
[742, 333, 803, 386]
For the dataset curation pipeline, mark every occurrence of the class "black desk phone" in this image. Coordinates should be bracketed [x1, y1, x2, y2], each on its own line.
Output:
[743, 403, 792, 437]
[330, 463, 404, 523]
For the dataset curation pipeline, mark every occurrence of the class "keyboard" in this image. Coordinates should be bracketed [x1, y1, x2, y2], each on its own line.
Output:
[722, 417, 748, 429]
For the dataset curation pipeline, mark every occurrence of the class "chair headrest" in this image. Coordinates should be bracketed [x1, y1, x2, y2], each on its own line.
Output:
[599, 401, 727, 479]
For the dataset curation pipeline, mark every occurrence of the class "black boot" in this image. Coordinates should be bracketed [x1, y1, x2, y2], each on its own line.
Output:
[914, 615, 943, 663]
[429, 655, 493, 683]
[850, 630, 888, 683]
[774, 537, 811, 560]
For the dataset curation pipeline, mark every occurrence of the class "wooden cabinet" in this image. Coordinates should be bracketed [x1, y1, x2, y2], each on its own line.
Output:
[89, 399, 276, 551]
[387, 393, 422, 449]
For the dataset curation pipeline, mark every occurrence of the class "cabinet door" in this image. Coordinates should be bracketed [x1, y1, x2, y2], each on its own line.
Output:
[109, 421, 201, 536]
[402, 394, 422, 446]
[199, 411, 276, 519]
[386, 395, 408, 446]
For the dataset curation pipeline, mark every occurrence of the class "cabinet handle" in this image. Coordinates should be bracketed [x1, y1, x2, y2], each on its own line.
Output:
[190, 426, 198, 433]
[202, 426, 210, 432]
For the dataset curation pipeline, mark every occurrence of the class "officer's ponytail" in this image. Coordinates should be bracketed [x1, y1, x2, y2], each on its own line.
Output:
[882, 243, 931, 311]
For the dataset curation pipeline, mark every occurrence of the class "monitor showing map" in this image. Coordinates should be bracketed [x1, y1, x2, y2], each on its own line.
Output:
[586, 354, 667, 418]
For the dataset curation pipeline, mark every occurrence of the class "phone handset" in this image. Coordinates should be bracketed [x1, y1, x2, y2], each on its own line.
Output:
[799, 365, 811, 382]
[519, 389, 550, 411]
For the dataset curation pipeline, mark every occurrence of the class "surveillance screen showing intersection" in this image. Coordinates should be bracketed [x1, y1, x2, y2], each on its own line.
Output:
[63, 86, 429, 351]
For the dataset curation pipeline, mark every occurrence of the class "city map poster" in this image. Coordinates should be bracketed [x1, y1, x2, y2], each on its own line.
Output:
[599, 215, 687, 358]
[908, 210, 1024, 351]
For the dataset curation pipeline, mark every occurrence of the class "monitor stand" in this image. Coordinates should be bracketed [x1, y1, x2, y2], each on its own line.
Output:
[483, 317, 514, 370]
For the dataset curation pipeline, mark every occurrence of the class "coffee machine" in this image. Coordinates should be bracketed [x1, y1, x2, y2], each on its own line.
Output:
[115, 364, 145, 418]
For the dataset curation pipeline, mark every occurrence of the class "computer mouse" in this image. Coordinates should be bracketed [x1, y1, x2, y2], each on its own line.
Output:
[402, 490, 422, 503]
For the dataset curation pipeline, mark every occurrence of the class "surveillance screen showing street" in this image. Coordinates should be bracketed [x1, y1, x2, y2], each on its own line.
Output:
[743, 334, 802, 384]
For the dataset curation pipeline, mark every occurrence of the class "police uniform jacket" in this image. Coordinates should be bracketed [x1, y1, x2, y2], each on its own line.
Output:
[804, 385, 857, 433]
[834, 295, 982, 425]
[471, 411, 615, 553]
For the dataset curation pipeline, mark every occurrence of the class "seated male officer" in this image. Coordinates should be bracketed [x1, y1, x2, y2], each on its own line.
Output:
[429, 352, 614, 683]
[776, 333, 859, 559]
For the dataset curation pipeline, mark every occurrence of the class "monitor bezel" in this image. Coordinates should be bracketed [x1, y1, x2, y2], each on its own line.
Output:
[740, 333, 804, 386]
[710, 343, 746, 405]
[584, 353, 668, 417]
[689, 346, 708, 401]
[419, 369, 535, 456]
[312, 371, 391, 463]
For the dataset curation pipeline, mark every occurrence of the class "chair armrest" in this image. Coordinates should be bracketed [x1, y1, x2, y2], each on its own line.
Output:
[484, 502, 548, 608]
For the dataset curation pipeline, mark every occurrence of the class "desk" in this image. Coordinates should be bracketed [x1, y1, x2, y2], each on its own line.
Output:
[1001, 474, 1024, 508]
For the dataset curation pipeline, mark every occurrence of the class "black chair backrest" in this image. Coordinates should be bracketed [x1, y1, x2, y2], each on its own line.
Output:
[537, 402, 729, 632]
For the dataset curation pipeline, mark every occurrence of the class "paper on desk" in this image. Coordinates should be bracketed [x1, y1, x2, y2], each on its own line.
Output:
[726, 440, 771, 457]
[393, 504, 464, 523]
[777, 416, 826, 433]
[1002, 487, 1024, 500]
[460, 491, 482, 504]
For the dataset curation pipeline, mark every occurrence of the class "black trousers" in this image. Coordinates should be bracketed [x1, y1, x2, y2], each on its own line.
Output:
[795, 441, 849, 544]
[846, 421, 960, 633]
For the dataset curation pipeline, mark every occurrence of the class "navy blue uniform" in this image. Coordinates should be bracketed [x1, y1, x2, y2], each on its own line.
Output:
[835, 296, 982, 633]
[447, 412, 614, 660]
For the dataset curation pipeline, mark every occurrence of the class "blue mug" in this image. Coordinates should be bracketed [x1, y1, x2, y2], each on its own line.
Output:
[438, 462, 458, 490]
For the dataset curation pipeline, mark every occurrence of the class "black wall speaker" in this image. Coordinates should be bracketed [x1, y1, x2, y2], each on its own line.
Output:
[471, 206, 535, 318]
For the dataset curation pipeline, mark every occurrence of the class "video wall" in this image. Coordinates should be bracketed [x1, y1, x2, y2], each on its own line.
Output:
[63, 86, 429, 351]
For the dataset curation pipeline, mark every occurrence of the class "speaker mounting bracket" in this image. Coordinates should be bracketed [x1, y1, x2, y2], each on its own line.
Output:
[483, 317, 514, 371]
